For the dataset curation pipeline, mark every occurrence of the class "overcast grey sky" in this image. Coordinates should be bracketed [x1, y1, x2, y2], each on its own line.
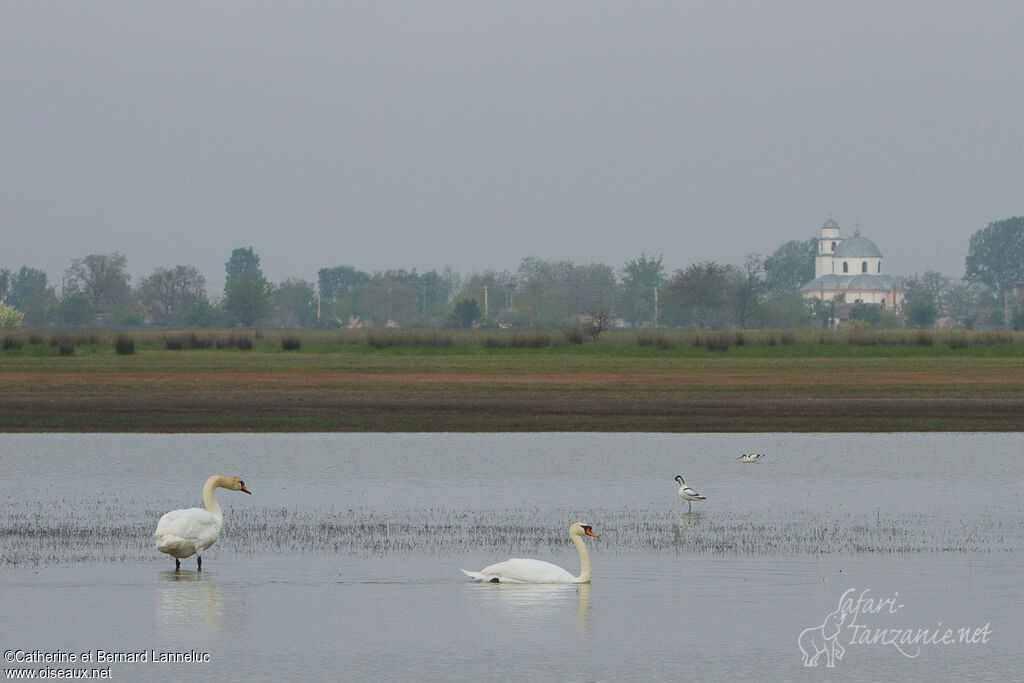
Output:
[3, 1, 1022, 293]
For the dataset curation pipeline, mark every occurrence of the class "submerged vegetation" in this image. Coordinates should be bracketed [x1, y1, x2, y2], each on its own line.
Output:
[2, 502, 1017, 568]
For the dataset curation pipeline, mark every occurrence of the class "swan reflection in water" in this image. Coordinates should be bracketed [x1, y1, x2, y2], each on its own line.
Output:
[156, 570, 222, 635]
[464, 582, 592, 636]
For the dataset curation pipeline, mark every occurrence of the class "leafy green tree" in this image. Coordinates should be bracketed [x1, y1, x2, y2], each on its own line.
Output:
[139, 265, 207, 326]
[0, 269, 10, 302]
[572, 263, 617, 314]
[177, 298, 221, 328]
[806, 294, 842, 330]
[983, 309, 1005, 329]
[448, 298, 481, 328]
[663, 262, 735, 329]
[318, 266, 370, 300]
[965, 217, 1024, 300]
[6, 267, 55, 325]
[318, 267, 453, 328]
[7, 266, 47, 309]
[752, 292, 812, 328]
[732, 255, 764, 328]
[877, 308, 900, 329]
[57, 293, 96, 326]
[456, 271, 514, 322]
[223, 248, 271, 327]
[902, 271, 953, 317]
[619, 254, 665, 327]
[109, 306, 145, 327]
[848, 302, 882, 327]
[942, 281, 994, 328]
[271, 279, 317, 328]
[763, 239, 816, 298]
[63, 253, 132, 312]
[358, 275, 417, 327]
[380, 269, 451, 326]
[512, 257, 571, 327]
[415, 269, 459, 325]
[905, 299, 938, 328]
[512, 258, 617, 328]
[317, 265, 370, 327]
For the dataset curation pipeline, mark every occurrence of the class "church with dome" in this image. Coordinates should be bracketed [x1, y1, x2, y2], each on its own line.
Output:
[800, 218, 904, 309]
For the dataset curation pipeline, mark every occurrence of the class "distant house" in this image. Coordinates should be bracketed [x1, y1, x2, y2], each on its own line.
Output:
[800, 218, 904, 309]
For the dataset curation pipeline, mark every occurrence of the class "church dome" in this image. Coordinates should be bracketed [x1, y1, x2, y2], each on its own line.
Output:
[833, 233, 882, 258]
[822, 218, 839, 229]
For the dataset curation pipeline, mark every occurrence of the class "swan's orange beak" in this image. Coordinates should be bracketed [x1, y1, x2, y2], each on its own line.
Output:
[240, 484, 251, 494]
[585, 527, 598, 538]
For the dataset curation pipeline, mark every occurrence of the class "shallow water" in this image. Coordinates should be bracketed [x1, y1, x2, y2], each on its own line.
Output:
[1, 433, 1022, 680]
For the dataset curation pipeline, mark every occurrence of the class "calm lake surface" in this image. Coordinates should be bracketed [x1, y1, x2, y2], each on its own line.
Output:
[2, 433, 1022, 681]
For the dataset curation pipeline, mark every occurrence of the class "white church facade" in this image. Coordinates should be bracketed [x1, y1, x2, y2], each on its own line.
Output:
[800, 218, 904, 308]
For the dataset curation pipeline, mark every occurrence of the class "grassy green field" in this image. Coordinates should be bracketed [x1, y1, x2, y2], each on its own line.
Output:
[2, 328, 1024, 432]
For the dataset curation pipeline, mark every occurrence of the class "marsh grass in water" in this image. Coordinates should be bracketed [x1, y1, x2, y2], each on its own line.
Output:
[2, 501, 1019, 568]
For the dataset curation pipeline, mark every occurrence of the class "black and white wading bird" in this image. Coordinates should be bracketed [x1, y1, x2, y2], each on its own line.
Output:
[674, 475, 705, 512]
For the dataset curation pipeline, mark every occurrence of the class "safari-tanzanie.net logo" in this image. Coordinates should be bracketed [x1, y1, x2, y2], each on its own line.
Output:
[798, 588, 992, 668]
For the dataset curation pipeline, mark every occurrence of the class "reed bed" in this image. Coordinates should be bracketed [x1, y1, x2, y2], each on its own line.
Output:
[1, 335, 23, 350]
[2, 501, 1018, 567]
[0, 327, 1022, 356]
[113, 334, 135, 355]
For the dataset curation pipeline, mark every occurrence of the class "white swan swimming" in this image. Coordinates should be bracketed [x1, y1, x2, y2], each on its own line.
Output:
[740, 453, 764, 463]
[462, 523, 598, 584]
[155, 476, 251, 570]
[674, 475, 705, 512]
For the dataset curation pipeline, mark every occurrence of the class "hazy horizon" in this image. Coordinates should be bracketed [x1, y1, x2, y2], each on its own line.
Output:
[4, 2, 1022, 292]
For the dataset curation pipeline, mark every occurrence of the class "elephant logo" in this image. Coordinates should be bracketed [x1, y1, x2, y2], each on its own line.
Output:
[798, 608, 847, 668]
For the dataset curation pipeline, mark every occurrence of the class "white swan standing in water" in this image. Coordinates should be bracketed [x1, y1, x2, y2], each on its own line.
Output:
[155, 476, 251, 570]
[674, 475, 705, 512]
[462, 523, 598, 583]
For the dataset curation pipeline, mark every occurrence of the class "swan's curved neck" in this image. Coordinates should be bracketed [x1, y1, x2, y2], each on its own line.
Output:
[572, 533, 592, 583]
[202, 476, 224, 521]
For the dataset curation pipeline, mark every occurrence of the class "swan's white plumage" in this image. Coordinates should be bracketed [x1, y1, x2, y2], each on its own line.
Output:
[154, 475, 250, 568]
[462, 558, 577, 584]
[155, 508, 222, 558]
[462, 522, 597, 584]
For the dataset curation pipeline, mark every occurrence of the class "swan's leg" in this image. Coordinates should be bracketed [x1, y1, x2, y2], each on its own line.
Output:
[197, 556, 202, 571]
[175, 558, 180, 571]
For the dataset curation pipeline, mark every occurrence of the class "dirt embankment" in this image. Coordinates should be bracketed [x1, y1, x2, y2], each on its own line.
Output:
[3, 357, 1023, 432]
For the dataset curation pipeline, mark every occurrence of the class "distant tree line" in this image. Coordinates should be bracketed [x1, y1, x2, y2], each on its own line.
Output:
[1, 217, 1021, 330]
